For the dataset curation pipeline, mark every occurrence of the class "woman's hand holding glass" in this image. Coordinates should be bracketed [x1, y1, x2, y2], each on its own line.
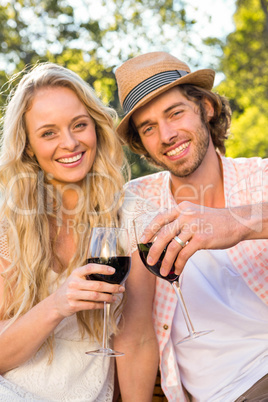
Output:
[52, 263, 125, 319]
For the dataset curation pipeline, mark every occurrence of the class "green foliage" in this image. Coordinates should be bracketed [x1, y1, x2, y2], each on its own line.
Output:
[0, 0, 117, 109]
[2, 0, 266, 174]
[123, 147, 160, 179]
[226, 104, 268, 158]
[0, 0, 199, 178]
[0, 0, 194, 109]
[216, 0, 268, 158]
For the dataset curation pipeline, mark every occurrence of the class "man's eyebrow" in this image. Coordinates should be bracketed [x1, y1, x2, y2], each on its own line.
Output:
[135, 102, 186, 130]
[163, 102, 185, 114]
[135, 119, 152, 131]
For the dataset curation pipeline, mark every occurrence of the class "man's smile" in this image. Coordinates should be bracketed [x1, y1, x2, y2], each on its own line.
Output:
[165, 141, 190, 157]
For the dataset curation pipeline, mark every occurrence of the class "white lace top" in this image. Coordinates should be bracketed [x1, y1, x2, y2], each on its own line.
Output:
[0, 315, 114, 401]
[0, 223, 115, 402]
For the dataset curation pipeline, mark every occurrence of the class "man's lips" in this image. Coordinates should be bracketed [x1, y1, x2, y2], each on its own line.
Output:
[165, 141, 190, 157]
[57, 152, 84, 164]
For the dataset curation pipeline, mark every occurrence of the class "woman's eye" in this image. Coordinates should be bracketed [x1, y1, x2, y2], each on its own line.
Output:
[42, 131, 54, 138]
[74, 122, 86, 129]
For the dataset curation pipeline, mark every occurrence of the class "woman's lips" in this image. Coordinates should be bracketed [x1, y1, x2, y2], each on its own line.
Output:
[57, 152, 83, 164]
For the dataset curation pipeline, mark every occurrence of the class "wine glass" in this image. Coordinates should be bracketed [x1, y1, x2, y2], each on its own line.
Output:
[85, 227, 131, 356]
[133, 212, 213, 344]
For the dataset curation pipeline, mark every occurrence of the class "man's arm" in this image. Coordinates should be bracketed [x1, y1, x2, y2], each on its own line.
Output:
[141, 201, 268, 276]
[114, 250, 159, 401]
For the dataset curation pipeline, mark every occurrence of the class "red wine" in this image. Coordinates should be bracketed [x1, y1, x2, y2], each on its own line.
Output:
[86, 256, 131, 284]
[138, 243, 178, 283]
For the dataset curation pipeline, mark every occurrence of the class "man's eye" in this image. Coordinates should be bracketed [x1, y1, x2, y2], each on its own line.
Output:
[173, 110, 182, 117]
[143, 126, 153, 135]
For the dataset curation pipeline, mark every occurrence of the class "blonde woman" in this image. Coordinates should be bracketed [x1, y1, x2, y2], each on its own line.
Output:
[0, 63, 128, 401]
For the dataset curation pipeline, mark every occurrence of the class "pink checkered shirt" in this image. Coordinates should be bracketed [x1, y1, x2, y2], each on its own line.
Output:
[126, 155, 268, 401]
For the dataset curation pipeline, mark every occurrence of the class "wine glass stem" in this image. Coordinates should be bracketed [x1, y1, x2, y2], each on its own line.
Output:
[102, 301, 110, 349]
[172, 281, 195, 336]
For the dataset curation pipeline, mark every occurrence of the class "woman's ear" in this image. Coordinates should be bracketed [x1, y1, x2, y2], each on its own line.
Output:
[204, 99, 214, 121]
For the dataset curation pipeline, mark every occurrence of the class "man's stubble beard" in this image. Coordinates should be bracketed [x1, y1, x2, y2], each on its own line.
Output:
[148, 127, 210, 178]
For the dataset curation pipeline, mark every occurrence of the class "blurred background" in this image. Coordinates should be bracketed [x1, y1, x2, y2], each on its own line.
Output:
[0, 0, 267, 178]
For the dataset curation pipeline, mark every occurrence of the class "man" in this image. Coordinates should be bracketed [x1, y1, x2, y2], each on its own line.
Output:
[114, 52, 268, 401]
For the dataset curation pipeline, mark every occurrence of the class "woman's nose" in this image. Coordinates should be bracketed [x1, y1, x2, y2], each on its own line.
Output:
[59, 130, 79, 150]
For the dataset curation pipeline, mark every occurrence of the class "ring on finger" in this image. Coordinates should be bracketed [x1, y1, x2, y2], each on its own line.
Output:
[174, 235, 186, 248]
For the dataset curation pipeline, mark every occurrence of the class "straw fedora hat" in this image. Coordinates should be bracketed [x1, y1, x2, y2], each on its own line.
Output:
[115, 51, 215, 141]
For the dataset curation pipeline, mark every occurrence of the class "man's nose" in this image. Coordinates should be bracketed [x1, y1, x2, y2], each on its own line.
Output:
[159, 121, 177, 144]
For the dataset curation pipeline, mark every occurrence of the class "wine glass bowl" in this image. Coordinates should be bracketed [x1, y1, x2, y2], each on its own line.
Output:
[137, 242, 178, 282]
[85, 227, 131, 356]
[86, 256, 131, 285]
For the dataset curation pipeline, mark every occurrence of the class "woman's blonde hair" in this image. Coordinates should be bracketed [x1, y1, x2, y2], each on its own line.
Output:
[0, 62, 129, 358]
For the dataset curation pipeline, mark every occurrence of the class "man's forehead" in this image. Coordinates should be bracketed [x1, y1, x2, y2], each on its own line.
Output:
[132, 86, 188, 124]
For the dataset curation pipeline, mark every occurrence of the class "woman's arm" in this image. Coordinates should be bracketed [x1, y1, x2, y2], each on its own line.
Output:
[0, 262, 125, 374]
[114, 250, 159, 402]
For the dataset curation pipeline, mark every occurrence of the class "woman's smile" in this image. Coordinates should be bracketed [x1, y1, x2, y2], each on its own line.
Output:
[57, 151, 85, 165]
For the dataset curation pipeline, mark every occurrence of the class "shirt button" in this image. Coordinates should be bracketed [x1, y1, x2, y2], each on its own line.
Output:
[163, 324, 169, 330]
